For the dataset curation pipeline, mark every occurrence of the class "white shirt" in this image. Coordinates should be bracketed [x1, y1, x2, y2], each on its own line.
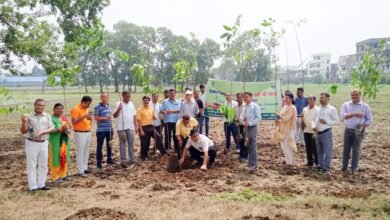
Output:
[311, 104, 339, 132]
[303, 105, 319, 133]
[185, 134, 214, 152]
[113, 101, 136, 131]
[200, 92, 207, 106]
[234, 103, 245, 121]
[151, 101, 162, 127]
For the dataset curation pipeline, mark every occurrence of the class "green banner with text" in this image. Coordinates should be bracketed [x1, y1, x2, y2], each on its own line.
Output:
[204, 79, 282, 120]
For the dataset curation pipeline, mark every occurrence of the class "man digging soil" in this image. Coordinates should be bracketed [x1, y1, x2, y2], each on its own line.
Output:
[179, 129, 217, 171]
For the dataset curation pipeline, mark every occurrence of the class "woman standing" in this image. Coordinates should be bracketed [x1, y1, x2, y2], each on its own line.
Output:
[272, 93, 298, 166]
[48, 103, 72, 183]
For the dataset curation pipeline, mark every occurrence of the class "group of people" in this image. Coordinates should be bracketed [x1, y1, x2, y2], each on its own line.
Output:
[20, 84, 372, 192]
[272, 88, 372, 176]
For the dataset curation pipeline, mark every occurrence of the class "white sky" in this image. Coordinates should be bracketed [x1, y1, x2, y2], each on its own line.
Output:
[102, 0, 390, 66]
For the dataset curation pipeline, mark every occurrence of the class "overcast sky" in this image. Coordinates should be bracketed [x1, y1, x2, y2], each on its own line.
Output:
[102, 0, 390, 66]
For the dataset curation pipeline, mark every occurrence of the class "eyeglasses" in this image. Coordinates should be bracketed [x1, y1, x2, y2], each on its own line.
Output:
[183, 116, 190, 120]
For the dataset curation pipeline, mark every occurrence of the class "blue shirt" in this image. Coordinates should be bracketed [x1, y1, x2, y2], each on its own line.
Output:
[94, 103, 112, 132]
[295, 96, 308, 116]
[240, 102, 262, 126]
[341, 101, 372, 129]
[161, 98, 181, 123]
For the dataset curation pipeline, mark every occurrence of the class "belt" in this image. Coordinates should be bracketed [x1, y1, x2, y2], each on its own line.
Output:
[74, 130, 90, 133]
[27, 138, 45, 143]
[318, 128, 331, 134]
[297, 115, 302, 118]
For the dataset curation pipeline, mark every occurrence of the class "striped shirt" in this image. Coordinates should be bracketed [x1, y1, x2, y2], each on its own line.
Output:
[94, 103, 112, 132]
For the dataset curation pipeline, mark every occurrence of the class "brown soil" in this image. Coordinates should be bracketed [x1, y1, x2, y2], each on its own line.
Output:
[0, 116, 389, 219]
[64, 207, 137, 220]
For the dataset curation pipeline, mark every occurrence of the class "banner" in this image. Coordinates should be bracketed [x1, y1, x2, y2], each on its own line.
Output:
[204, 79, 282, 120]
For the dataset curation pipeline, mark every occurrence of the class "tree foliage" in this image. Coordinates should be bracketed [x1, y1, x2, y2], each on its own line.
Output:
[0, 0, 109, 72]
[351, 39, 387, 99]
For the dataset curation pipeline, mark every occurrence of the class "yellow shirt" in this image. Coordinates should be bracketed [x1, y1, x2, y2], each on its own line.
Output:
[136, 106, 154, 126]
[175, 118, 198, 138]
[70, 104, 91, 131]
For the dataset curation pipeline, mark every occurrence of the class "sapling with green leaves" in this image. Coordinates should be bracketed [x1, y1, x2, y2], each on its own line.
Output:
[350, 38, 387, 134]
[0, 87, 29, 114]
[47, 66, 80, 112]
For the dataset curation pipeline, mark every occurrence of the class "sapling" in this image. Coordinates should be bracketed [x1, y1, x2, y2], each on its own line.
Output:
[350, 39, 386, 136]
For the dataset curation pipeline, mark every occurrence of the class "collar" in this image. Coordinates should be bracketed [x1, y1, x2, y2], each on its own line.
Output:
[100, 102, 109, 107]
[77, 103, 87, 109]
[33, 111, 45, 116]
[349, 100, 363, 105]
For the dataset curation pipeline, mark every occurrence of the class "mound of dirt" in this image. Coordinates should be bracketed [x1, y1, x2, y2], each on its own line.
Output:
[242, 214, 290, 220]
[165, 155, 193, 173]
[64, 207, 137, 220]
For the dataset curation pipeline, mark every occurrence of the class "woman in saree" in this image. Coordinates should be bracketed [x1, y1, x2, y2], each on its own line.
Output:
[48, 103, 72, 183]
[272, 93, 298, 166]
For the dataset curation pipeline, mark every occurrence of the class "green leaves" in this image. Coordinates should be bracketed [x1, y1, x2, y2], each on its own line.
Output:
[0, 87, 29, 115]
[0, 0, 109, 72]
[48, 66, 80, 88]
[351, 39, 386, 99]
[223, 25, 232, 31]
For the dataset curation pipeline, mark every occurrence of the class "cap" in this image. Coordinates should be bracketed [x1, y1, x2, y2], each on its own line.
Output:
[185, 91, 193, 95]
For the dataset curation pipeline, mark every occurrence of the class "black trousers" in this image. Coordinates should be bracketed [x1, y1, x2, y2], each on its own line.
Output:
[164, 122, 179, 151]
[188, 146, 217, 165]
[140, 125, 166, 159]
[238, 125, 248, 159]
[304, 132, 318, 166]
[96, 131, 113, 168]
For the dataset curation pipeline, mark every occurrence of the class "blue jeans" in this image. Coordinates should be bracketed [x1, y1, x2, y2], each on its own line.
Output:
[198, 116, 209, 136]
[247, 125, 257, 169]
[224, 122, 240, 150]
[96, 131, 113, 168]
[316, 129, 333, 171]
[197, 116, 204, 134]
[342, 129, 364, 171]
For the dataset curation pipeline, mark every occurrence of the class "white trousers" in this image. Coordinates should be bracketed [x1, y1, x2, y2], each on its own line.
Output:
[25, 139, 48, 190]
[295, 117, 305, 145]
[281, 131, 295, 165]
[74, 132, 91, 174]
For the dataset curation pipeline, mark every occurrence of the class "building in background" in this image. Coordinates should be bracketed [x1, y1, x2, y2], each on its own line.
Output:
[306, 53, 331, 80]
[329, 63, 339, 81]
[356, 38, 390, 74]
[338, 54, 357, 81]
[278, 65, 307, 84]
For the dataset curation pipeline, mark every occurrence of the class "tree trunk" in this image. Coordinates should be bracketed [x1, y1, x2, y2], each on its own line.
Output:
[41, 79, 45, 94]
[81, 52, 90, 93]
[114, 75, 119, 93]
[98, 77, 103, 93]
